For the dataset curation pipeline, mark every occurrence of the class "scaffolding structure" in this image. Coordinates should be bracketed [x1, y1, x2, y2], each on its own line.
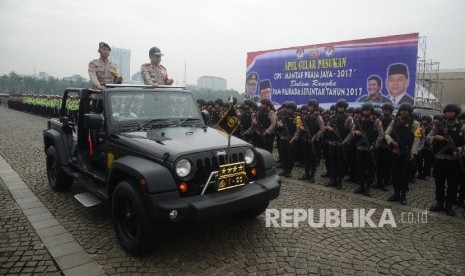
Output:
[415, 36, 443, 108]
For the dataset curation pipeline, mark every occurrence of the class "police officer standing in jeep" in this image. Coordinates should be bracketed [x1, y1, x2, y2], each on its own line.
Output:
[141, 47, 174, 87]
[385, 103, 421, 205]
[88, 42, 123, 90]
[427, 104, 465, 216]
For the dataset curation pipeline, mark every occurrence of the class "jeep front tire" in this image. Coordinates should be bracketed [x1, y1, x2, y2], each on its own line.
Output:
[46, 145, 72, 191]
[112, 180, 158, 256]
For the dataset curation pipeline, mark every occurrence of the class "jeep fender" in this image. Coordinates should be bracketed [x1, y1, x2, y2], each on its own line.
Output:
[108, 156, 177, 194]
[255, 147, 276, 176]
[43, 129, 69, 166]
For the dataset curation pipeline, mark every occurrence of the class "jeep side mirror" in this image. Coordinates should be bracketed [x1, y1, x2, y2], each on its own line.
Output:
[83, 114, 103, 129]
[201, 110, 210, 125]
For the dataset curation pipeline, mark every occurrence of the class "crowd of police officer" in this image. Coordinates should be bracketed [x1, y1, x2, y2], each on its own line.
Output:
[6, 94, 465, 216]
[199, 97, 465, 216]
[6, 94, 80, 123]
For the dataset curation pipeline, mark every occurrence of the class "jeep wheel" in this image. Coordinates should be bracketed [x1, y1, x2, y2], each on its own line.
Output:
[112, 180, 158, 256]
[232, 201, 270, 220]
[46, 146, 72, 191]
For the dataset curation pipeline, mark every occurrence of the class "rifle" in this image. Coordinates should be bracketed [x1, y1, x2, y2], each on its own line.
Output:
[353, 119, 376, 167]
[301, 114, 318, 157]
[434, 122, 465, 172]
[331, 119, 348, 160]
[390, 120, 412, 161]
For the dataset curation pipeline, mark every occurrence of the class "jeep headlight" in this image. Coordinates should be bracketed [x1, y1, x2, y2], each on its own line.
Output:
[244, 149, 255, 165]
[175, 159, 192, 178]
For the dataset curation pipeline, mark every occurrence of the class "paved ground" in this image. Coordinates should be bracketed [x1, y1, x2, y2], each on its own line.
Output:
[1, 105, 465, 275]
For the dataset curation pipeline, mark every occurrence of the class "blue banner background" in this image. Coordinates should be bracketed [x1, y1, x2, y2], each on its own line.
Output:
[246, 36, 418, 106]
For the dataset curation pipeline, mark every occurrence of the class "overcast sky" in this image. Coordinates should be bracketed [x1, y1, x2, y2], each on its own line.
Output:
[0, 0, 464, 92]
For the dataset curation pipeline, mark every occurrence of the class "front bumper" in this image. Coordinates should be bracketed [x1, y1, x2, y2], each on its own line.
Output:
[146, 173, 281, 222]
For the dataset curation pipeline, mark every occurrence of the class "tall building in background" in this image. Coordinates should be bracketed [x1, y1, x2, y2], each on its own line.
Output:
[197, 76, 227, 90]
[109, 47, 131, 82]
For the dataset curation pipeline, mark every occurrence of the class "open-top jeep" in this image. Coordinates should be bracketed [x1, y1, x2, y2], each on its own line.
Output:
[43, 85, 280, 256]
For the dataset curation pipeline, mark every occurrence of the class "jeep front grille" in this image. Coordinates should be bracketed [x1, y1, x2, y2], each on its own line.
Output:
[189, 152, 244, 195]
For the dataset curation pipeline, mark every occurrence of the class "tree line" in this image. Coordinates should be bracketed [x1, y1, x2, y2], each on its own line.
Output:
[0, 71, 245, 102]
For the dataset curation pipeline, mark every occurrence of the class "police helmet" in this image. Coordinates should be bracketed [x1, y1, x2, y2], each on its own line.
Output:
[354, 107, 362, 114]
[307, 99, 319, 108]
[443, 104, 461, 114]
[286, 101, 297, 110]
[347, 107, 355, 114]
[336, 99, 349, 109]
[330, 104, 337, 111]
[433, 114, 444, 121]
[381, 103, 394, 112]
[421, 115, 432, 122]
[360, 103, 374, 112]
[261, 98, 273, 107]
[243, 100, 255, 108]
[398, 103, 413, 115]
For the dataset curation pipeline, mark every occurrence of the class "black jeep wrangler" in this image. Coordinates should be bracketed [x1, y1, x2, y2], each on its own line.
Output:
[43, 85, 280, 256]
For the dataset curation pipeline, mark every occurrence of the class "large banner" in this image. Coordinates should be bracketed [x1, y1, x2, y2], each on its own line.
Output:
[246, 33, 419, 106]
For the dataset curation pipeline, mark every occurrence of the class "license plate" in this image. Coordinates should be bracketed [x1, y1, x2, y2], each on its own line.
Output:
[216, 162, 248, 191]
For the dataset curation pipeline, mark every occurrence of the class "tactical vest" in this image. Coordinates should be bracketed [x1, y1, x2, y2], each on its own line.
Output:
[393, 118, 414, 149]
[433, 121, 463, 154]
[257, 108, 271, 129]
[240, 111, 252, 130]
[329, 114, 350, 141]
[380, 116, 393, 132]
[284, 114, 297, 135]
[355, 118, 377, 146]
[304, 113, 320, 136]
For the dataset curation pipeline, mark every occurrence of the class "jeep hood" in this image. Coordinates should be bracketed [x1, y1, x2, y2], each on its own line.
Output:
[116, 127, 250, 158]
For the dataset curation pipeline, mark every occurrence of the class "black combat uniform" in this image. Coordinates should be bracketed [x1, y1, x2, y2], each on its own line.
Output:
[385, 103, 421, 205]
[428, 104, 465, 216]
[324, 99, 352, 189]
[374, 103, 394, 191]
[295, 99, 323, 182]
[277, 101, 299, 177]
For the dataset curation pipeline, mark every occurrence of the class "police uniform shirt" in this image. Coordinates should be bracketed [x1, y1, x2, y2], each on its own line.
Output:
[141, 63, 169, 85]
[88, 58, 119, 88]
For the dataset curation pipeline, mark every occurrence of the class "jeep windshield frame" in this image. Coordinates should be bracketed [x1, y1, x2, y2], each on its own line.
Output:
[103, 88, 204, 134]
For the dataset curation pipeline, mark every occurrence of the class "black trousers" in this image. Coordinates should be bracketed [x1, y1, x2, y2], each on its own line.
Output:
[329, 144, 346, 183]
[255, 133, 275, 154]
[417, 148, 433, 176]
[376, 147, 392, 185]
[279, 139, 294, 173]
[347, 144, 357, 180]
[433, 158, 459, 204]
[356, 150, 375, 189]
[391, 153, 411, 194]
[302, 141, 319, 176]
[322, 142, 331, 174]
